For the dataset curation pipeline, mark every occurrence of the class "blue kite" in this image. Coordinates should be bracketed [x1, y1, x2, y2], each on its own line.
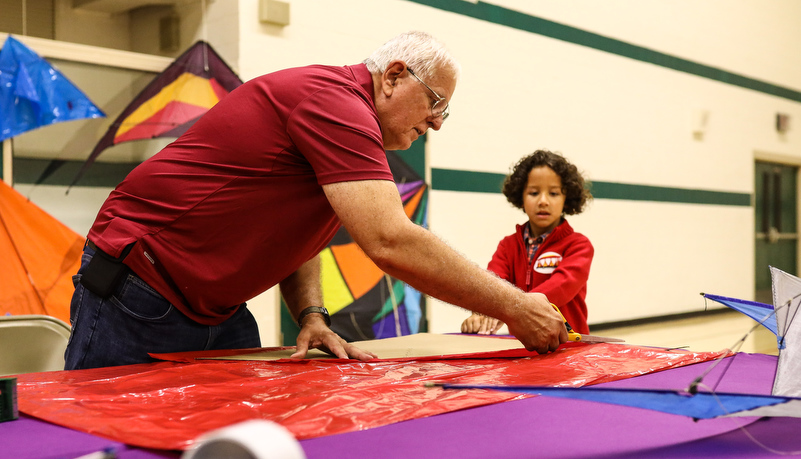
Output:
[0, 35, 104, 141]
[436, 384, 801, 420]
[702, 293, 779, 344]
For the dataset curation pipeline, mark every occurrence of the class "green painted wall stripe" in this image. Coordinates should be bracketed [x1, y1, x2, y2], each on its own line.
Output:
[17, 159, 752, 207]
[431, 168, 751, 206]
[406, 0, 801, 102]
[13, 158, 136, 188]
[590, 181, 751, 206]
[431, 168, 506, 193]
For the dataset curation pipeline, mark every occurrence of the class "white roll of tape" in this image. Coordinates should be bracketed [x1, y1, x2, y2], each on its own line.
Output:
[182, 419, 306, 459]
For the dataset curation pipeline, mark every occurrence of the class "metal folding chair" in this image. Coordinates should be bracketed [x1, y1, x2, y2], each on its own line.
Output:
[0, 315, 71, 376]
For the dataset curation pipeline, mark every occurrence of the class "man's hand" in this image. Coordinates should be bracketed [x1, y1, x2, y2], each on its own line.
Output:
[504, 292, 568, 354]
[461, 313, 504, 335]
[290, 314, 377, 361]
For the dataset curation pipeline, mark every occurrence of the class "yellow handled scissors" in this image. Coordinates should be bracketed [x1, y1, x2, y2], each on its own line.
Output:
[551, 303, 625, 343]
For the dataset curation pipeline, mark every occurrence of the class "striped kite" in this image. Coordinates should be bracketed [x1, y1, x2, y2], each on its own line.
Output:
[70, 40, 242, 187]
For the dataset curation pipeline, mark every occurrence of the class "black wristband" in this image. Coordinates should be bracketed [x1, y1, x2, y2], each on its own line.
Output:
[297, 306, 331, 327]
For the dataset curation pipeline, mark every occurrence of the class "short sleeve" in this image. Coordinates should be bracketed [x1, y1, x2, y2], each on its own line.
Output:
[287, 86, 393, 185]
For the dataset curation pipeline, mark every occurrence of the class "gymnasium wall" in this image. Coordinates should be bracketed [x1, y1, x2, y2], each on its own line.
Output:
[7, 0, 801, 343]
[233, 0, 801, 335]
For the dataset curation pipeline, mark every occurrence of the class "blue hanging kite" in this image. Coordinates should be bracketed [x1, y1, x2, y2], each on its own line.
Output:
[0, 35, 104, 141]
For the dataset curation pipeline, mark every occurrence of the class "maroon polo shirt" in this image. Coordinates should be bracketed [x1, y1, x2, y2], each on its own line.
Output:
[88, 63, 393, 324]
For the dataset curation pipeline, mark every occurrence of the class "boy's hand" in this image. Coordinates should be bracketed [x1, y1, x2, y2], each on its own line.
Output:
[461, 313, 504, 335]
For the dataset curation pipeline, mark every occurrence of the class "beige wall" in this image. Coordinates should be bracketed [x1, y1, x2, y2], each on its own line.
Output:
[7, 0, 801, 344]
[229, 1, 801, 337]
[54, 0, 132, 50]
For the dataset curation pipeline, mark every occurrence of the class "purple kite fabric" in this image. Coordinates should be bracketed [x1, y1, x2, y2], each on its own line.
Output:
[301, 353, 784, 459]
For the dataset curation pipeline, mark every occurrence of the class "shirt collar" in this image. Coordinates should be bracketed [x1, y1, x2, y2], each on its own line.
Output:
[524, 223, 552, 246]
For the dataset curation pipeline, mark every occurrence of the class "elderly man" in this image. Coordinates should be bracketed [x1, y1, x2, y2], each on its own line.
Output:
[65, 31, 567, 370]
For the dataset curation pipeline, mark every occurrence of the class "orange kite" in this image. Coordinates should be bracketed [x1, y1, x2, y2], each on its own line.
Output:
[0, 179, 83, 322]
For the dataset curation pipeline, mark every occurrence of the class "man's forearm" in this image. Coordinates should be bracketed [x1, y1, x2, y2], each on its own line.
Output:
[323, 179, 529, 322]
[279, 255, 324, 321]
[367, 222, 529, 323]
[323, 179, 565, 352]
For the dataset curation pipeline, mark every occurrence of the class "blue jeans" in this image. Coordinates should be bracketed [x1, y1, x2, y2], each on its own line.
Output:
[64, 245, 261, 370]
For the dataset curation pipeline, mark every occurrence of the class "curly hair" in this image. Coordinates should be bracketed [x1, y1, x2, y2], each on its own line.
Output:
[502, 150, 592, 215]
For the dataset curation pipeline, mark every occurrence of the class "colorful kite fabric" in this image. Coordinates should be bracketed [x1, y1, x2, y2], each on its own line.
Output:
[0, 35, 104, 141]
[0, 179, 84, 322]
[324, 151, 428, 341]
[15, 342, 723, 451]
[70, 40, 242, 187]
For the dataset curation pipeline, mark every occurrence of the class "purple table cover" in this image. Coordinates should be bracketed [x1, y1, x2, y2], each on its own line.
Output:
[4, 353, 799, 458]
[301, 353, 801, 458]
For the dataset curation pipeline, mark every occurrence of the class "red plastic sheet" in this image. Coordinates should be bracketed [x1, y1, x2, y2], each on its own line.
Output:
[16, 343, 724, 451]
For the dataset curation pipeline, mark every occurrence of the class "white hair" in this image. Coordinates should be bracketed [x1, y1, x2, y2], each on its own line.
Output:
[364, 31, 461, 81]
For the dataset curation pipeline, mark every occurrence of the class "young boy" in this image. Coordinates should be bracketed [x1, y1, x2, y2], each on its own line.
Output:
[462, 150, 594, 335]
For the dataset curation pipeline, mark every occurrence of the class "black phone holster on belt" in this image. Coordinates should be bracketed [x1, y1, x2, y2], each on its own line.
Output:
[80, 242, 134, 299]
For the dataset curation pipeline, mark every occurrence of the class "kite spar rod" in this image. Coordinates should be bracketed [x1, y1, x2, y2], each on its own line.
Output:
[385, 274, 402, 337]
[201, 0, 209, 72]
[22, 0, 27, 36]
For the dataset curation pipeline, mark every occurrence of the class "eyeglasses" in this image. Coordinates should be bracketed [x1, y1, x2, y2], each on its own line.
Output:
[407, 67, 450, 121]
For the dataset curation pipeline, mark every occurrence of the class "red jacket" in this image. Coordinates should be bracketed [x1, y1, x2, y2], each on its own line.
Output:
[487, 220, 594, 334]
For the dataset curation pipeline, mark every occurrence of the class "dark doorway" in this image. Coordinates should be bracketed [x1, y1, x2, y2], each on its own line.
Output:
[754, 161, 798, 303]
